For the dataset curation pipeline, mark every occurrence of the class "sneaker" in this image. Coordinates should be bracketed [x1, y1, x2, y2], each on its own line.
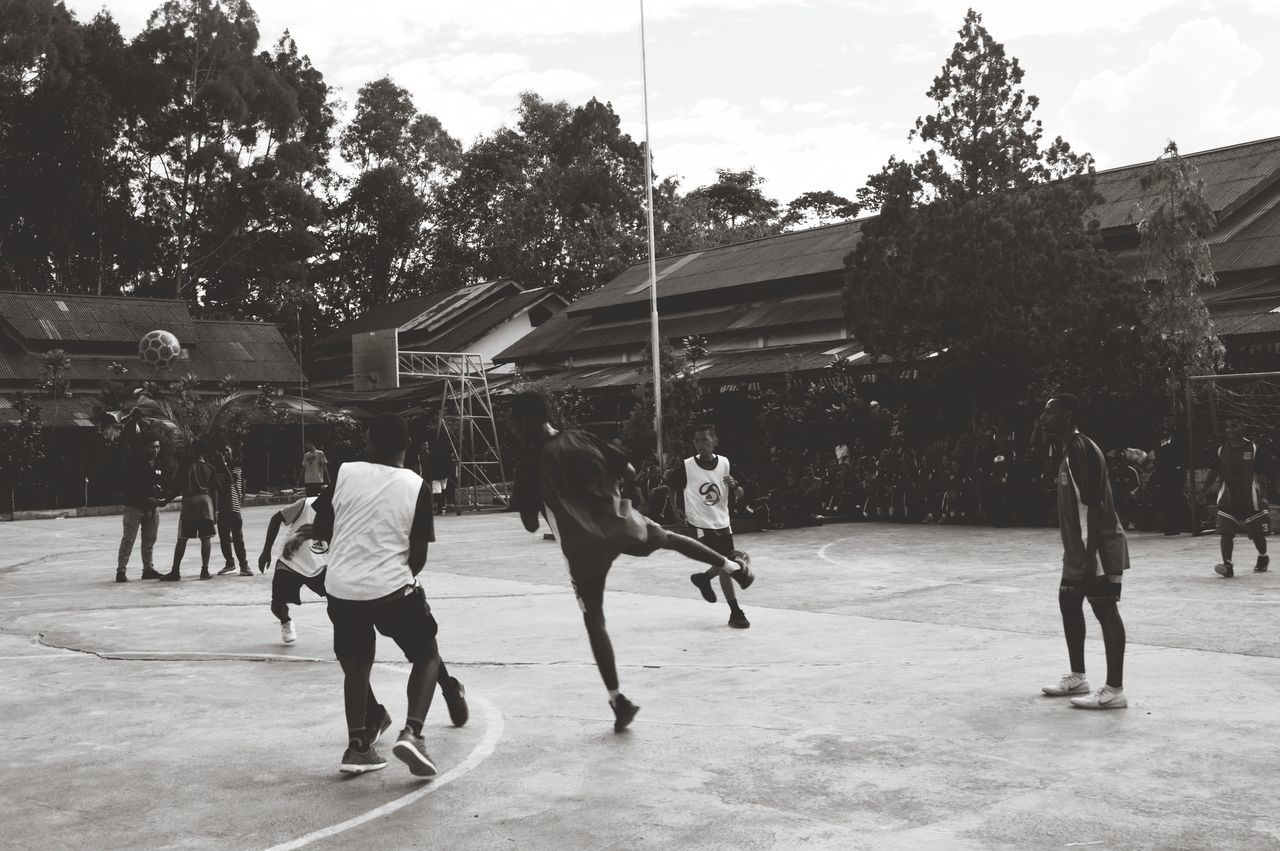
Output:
[1256, 555, 1270, 573]
[140, 568, 164, 580]
[1215, 562, 1234, 578]
[115, 570, 128, 583]
[392, 728, 438, 778]
[728, 608, 751, 629]
[339, 745, 387, 774]
[281, 621, 297, 644]
[611, 694, 639, 732]
[1070, 685, 1128, 710]
[199, 568, 212, 580]
[728, 551, 754, 590]
[366, 705, 393, 745]
[1042, 673, 1090, 696]
[239, 567, 254, 576]
[217, 565, 237, 576]
[690, 572, 717, 603]
[159, 571, 180, 582]
[442, 677, 469, 727]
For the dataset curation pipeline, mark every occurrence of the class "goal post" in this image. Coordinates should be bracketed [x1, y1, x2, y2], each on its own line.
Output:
[1187, 371, 1280, 534]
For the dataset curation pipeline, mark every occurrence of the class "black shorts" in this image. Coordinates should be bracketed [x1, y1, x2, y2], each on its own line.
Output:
[690, 526, 734, 558]
[1060, 576, 1123, 601]
[179, 495, 215, 540]
[272, 563, 327, 606]
[326, 585, 439, 665]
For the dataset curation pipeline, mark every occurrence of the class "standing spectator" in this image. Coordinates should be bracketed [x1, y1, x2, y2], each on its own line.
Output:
[299, 440, 330, 497]
[427, 439, 454, 515]
[213, 443, 252, 576]
[116, 436, 168, 582]
[1039, 394, 1129, 710]
[161, 438, 219, 581]
[1154, 430, 1189, 535]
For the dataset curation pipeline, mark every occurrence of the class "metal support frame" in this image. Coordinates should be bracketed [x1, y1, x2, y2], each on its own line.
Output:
[398, 351, 507, 513]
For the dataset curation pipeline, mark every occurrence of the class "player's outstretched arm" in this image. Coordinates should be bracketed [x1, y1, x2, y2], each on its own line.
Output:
[259, 511, 285, 572]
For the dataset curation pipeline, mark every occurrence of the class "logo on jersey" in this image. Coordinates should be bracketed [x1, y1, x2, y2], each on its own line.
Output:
[309, 540, 330, 555]
[699, 481, 722, 506]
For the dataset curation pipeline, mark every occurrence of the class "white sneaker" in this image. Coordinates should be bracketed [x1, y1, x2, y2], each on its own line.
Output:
[1071, 685, 1127, 710]
[1042, 672, 1090, 696]
[281, 621, 297, 644]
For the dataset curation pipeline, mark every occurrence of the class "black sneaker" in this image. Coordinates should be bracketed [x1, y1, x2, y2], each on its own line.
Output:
[115, 570, 128, 583]
[690, 572, 717, 603]
[217, 565, 237, 576]
[339, 745, 387, 774]
[728, 608, 750, 629]
[611, 695, 639, 732]
[729, 551, 754, 590]
[1256, 555, 1270, 573]
[199, 568, 212, 580]
[159, 571, 180, 582]
[140, 568, 164, 580]
[442, 677, 469, 727]
[392, 728, 438, 778]
[366, 705, 393, 745]
[1215, 562, 1234, 578]
[238, 567, 253, 576]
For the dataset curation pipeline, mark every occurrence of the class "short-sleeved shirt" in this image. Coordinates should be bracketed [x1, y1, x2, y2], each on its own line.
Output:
[277, 497, 324, 578]
[1217, 440, 1265, 516]
[301, 450, 328, 484]
[1057, 432, 1129, 580]
[315, 461, 435, 600]
[538, 430, 648, 562]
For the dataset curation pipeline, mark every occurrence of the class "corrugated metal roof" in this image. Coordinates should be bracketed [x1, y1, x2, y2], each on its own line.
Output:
[0, 292, 197, 344]
[1092, 136, 1280, 230]
[0, 394, 96, 427]
[566, 220, 866, 314]
[314, 280, 517, 347]
[410, 288, 564, 353]
[502, 341, 869, 393]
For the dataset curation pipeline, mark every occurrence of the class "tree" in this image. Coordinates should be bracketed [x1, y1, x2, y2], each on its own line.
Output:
[127, 2, 335, 311]
[843, 9, 1141, 421]
[655, 168, 785, 254]
[428, 93, 647, 300]
[316, 76, 459, 324]
[0, 1, 151, 294]
[0, 392, 44, 512]
[782, 190, 858, 230]
[1134, 141, 1225, 406]
[620, 337, 710, 465]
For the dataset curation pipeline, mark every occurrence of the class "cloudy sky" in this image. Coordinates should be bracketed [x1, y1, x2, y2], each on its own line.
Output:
[64, 0, 1280, 205]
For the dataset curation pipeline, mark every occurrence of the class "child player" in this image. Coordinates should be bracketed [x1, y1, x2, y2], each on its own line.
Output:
[669, 423, 752, 628]
[259, 495, 327, 645]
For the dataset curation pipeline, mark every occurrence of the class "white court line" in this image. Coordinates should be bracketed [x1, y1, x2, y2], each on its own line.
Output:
[266, 681, 504, 851]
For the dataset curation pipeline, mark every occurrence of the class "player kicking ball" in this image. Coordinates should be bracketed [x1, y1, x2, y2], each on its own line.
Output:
[1201, 416, 1269, 578]
[508, 391, 753, 732]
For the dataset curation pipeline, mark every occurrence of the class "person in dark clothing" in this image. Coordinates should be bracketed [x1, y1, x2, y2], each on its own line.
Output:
[426, 441, 454, 514]
[212, 443, 252, 576]
[161, 438, 219, 581]
[116, 437, 169, 582]
[1039, 394, 1129, 710]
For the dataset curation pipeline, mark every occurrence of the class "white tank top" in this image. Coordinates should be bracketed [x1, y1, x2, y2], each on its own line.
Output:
[325, 461, 423, 600]
[683, 455, 731, 531]
[279, 497, 325, 578]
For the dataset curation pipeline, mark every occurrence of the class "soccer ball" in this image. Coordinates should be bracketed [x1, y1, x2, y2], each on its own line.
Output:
[138, 329, 181, 368]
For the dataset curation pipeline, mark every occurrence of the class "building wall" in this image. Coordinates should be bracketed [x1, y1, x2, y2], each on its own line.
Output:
[469, 313, 536, 368]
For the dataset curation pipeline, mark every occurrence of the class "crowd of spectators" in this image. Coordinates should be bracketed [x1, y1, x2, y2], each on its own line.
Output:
[632, 404, 1199, 534]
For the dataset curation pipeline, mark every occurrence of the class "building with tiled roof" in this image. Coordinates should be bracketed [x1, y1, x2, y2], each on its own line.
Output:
[0, 292, 302, 427]
[305, 279, 567, 392]
[496, 136, 1280, 390]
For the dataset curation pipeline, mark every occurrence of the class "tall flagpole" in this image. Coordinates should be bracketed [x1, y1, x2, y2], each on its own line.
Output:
[640, 0, 663, 468]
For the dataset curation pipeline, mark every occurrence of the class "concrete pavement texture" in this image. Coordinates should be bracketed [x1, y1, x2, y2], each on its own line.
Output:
[2, 508, 1278, 850]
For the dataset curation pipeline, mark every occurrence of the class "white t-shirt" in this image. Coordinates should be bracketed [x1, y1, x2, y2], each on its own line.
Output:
[277, 497, 325, 578]
[683, 454, 732, 531]
[325, 462, 430, 601]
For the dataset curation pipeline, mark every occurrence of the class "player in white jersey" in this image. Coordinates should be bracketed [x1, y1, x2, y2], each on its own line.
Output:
[259, 496, 328, 645]
[286, 414, 467, 777]
[670, 424, 752, 628]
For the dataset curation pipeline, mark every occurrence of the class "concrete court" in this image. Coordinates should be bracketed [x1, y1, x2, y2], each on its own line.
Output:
[2, 506, 1278, 851]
